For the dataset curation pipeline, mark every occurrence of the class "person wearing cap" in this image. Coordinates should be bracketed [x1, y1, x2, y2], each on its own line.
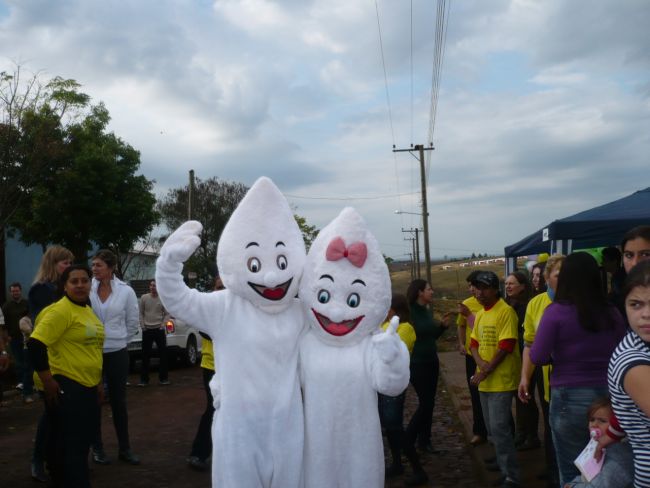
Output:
[469, 271, 521, 488]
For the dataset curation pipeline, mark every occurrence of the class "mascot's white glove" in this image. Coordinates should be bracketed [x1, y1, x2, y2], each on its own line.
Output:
[159, 221, 203, 267]
[371, 316, 401, 364]
[208, 372, 221, 410]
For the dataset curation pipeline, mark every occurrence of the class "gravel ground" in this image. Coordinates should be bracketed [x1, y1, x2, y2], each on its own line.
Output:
[0, 360, 494, 488]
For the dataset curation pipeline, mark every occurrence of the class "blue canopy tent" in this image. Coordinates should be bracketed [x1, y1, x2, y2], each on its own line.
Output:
[504, 187, 650, 273]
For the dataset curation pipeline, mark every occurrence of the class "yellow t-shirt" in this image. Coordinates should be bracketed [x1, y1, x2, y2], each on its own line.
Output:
[200, 337, 214, 371]
[522, 292, 553, 402]
[31, 296, 105, 388]
[381, 321, 416, 354]
[470, 298, 521, 393]
[456, 296, 483, 353]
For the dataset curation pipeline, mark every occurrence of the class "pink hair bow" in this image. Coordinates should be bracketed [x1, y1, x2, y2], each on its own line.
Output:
[325, 237, 367, 268]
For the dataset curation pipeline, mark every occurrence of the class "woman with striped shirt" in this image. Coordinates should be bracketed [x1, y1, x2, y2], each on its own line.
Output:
[609, 260, 650, 487]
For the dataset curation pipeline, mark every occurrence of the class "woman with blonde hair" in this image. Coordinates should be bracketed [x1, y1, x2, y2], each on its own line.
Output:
[28, 245, 74, 483]
[517, 253, 564, 486]
[29, 245, 74, 321]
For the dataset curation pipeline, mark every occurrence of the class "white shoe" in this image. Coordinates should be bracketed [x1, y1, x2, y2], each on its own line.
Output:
[15, 383, 24, 390]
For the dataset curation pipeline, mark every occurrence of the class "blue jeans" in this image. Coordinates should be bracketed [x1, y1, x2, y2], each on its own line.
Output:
[550, 386, 608, 486]
[93, 348, 131, 452]
[480, 391, 519, 484]
[10, 338, 34, 396]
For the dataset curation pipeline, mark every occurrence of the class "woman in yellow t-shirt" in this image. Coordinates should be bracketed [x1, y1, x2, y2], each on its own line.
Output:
[379, 294, 416, 479]
[517, 254, 564, 486]
[27, 265, 104, 488]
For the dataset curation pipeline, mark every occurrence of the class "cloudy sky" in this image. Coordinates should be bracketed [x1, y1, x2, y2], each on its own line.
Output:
[1, 0, 648, 260]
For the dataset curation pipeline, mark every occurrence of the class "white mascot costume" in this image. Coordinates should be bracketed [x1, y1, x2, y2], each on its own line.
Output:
[155, 177, 305, 488]
[299, 207, 410, 488]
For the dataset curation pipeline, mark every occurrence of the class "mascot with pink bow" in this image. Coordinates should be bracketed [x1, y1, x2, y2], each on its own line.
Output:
[299, 207, 410, 488]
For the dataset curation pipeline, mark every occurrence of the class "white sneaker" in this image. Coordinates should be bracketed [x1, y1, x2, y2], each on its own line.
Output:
[15, 383, 24, 391]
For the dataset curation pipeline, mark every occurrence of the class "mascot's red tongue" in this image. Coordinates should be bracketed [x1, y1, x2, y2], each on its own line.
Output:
[262, 287, 285, 300]
[324, 322, 351, 336]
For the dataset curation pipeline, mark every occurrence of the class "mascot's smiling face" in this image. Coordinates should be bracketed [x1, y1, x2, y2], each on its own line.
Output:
[300, 207, 390, 346]
[217, 177, 306, 314]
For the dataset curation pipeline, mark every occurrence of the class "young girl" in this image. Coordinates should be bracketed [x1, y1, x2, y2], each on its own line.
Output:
[564, 397, 633, 487]
[608, 259, 650, 488]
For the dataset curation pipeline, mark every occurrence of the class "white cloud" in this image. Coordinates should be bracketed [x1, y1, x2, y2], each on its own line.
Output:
[1, 0, 648, 260]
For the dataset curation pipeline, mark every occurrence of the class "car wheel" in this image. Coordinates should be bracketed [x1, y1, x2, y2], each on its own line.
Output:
[184, 335, 199, 367]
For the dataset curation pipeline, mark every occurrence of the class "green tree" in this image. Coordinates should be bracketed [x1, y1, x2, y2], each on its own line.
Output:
[12, 102, 159, 262]
[1, 66, 89, 231]
[157, 176, 248, 290]
[294, 213, 318, 251]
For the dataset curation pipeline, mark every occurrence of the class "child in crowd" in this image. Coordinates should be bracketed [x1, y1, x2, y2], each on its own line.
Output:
[608, 259, 650, 488]
[564, 397, 633, 487]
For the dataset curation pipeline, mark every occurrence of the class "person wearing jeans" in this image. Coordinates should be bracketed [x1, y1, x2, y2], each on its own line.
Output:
[529, 252, 626, 486]
[90, 249, 140, 466]
[138, 280, 169, 386]
[470, 271, 521, 488]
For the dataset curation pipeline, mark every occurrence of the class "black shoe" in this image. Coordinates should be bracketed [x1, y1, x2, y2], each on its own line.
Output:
[491, 475, 506, 487]
[517, 437, 541, 451]
[31, 462, 48, 482]
[502, 479, 520, 488]
[92, 448, 111, 465]
[405, 470, 429, 486]
[187, 456, 208, 471]
[118, 450, 140, 465]
[385, 463, 404, 478]
[159, 380, 171, 386]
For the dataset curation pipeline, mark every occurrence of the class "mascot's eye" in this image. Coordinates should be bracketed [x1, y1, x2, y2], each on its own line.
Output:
[247, 257, 261, 273]
[317, 290, 330, 304]
[276, 255, 288, 270]
[347, 293, 360, 308]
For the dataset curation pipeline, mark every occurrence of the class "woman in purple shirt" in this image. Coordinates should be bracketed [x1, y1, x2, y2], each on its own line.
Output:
[530, 252, 626, 486]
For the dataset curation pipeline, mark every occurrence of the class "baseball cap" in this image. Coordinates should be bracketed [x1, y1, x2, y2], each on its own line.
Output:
[471, 271, 500, 289]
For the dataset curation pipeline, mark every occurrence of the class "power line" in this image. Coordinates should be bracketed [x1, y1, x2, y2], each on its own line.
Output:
[285, 190, 420, 202]
[425, 0, 451, 179]
[374, 0, 406, 230]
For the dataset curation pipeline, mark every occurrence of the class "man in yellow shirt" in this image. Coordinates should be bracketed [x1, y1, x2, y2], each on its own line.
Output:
[470, 271, 521, 488]
[456, 270, 487, 446]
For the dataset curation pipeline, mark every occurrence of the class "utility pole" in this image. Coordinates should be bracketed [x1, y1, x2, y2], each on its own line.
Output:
[188, 169, 195, 220]
[402, 228, 422, 279]
[393, 143, 434, 286]
[404, 236, 416, 280]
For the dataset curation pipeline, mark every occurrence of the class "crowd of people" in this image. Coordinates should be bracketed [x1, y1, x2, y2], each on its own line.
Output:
[439, 225, 650, 488]
[1, 223, 650, 488]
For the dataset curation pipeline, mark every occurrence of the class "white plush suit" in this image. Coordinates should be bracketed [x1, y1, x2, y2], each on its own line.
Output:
[298, 207, 410, 488]
[156, 177, 305, 488]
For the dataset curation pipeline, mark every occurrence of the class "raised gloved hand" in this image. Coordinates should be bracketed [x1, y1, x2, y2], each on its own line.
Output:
[159, 221, 203, 265]
[371, 315, 401, 364]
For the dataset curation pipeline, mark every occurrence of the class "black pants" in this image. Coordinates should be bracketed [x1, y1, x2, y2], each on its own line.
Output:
[141, 328, 169, 383]
[404, 357, 439, 448]
[379, 390, 407, 466]
[46, 375, 98, 488]
[189, 368, 215, 461]
[534, 367, 559, 484]
[93, 348, 131, 452]
[464, 354, 488, 438]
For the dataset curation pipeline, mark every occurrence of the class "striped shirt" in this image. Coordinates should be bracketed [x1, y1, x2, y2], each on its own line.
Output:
[608, 330, 650, 487]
